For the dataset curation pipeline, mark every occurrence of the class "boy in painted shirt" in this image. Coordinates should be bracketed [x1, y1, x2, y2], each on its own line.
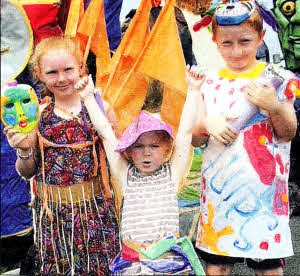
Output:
[191, 1, 298, 275]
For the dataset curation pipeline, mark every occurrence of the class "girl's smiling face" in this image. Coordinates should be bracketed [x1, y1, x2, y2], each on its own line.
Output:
[38, 49, 81, 99]
[127, 131, 172, 176]
[214, 24, 265, 74]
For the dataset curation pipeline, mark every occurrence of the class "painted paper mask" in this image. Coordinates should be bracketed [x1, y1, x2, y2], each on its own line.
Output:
[1, 83, 39, 134]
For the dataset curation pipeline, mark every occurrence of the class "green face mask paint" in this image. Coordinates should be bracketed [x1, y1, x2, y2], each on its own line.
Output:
[274, 0, 300, 72]
[1, 83, 39, 134]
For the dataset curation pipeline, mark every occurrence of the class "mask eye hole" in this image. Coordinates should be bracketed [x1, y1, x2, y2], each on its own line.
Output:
[5, 103, 14, 109]
[281, 1, 295, 16]
[22, 98, 31, 104]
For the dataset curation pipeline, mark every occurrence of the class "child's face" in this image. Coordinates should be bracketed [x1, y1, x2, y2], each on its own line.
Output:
[38, 49, 81, 99]
[214, 24, 264, 73]
[128, 132, 171, 176]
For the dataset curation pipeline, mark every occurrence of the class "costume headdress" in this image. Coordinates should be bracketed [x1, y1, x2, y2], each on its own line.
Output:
[193, 0, 279, 32]
[1, 0, 33, 84]
[115, 111, 173, 152]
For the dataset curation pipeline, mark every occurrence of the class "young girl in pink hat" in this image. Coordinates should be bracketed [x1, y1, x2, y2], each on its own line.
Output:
[75, 65, 206, 275]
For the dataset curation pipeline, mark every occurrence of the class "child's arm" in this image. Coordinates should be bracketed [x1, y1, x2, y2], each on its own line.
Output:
[246, 82, 297, 142]
[75, 76, 128, 192]
[4, 126, 38, 179]
[102, 100, 122, 139]
[170, 65, 206, 188]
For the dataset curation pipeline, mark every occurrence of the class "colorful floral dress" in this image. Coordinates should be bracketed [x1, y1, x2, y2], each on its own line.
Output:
[196, 62, 297, 259]
[34, 101, 120, 275]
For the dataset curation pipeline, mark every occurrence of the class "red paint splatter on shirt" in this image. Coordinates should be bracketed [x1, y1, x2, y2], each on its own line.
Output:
[273, 178, 289, 216]
[285, 78, 299, 99]
[275, 234, 281, 243]
[229, 88, 235, 95]
[229, 101, 236, 109]
[243, 123, 276, 185]
[285, 162, 290, 174]
[259, 241, 269, 250]
[240, 86, 247, 93]
[275, 154, 284, 175]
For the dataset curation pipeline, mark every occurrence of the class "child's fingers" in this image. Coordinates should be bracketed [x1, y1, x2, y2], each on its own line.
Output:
[190, 65, 206, 79]
[74, 76, 89, 90]
[6, 129, 22, 139]
[88, 74, 93, 85]
[3, 126, 13, 135]
[13, 135, 28, 148]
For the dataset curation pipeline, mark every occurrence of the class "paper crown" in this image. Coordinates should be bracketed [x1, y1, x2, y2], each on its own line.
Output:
[115, 111, 173, 152]
[193, 0, 257, 32]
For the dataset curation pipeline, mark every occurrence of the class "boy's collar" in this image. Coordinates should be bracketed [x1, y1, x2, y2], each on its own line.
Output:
[218, 62, 266, 79]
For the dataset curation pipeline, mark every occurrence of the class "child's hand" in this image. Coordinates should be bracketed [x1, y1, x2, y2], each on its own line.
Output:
[74, 74, 95, 101]
[204, 116, 238, 145]
[185, 65, 206, 90]
[3, 126, 35, 151]
[245, 81, 279, 114]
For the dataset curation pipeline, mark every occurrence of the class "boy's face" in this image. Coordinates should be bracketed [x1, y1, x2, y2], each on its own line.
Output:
[214, 24, 265, 74]
[127, 132, 171, 176]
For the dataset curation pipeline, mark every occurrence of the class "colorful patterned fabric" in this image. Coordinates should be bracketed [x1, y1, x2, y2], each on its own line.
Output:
[34, 101, 120, 275]
[196, 62, 295, 258]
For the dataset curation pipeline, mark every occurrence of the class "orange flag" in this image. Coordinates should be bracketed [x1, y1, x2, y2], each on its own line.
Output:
[135, 0, 187, 132]
[103, 0, 187, 133]
[77, 0, 110, 86]
[101, 0, 153, 132]
[64, 0, 84, 37]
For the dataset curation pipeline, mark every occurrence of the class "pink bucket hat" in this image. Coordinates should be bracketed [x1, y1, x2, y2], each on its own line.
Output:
[115, 111, 173, 152]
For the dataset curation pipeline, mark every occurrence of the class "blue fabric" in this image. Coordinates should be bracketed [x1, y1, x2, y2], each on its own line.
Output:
[104, 0, 123, 51]
[109, 252, 134, 273]
[1, 123, 33, 237]
[86, 0, 122, 51]
[110, 246, 192, 274]
[141, 246, 190, 273]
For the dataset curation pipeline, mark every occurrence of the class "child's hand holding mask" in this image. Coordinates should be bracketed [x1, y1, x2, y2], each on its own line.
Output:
[74, 74, 95, 101]
[246, 81, 279, 114]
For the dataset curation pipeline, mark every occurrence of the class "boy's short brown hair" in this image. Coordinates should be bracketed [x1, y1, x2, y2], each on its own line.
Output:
[212, 7, 264, 37]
